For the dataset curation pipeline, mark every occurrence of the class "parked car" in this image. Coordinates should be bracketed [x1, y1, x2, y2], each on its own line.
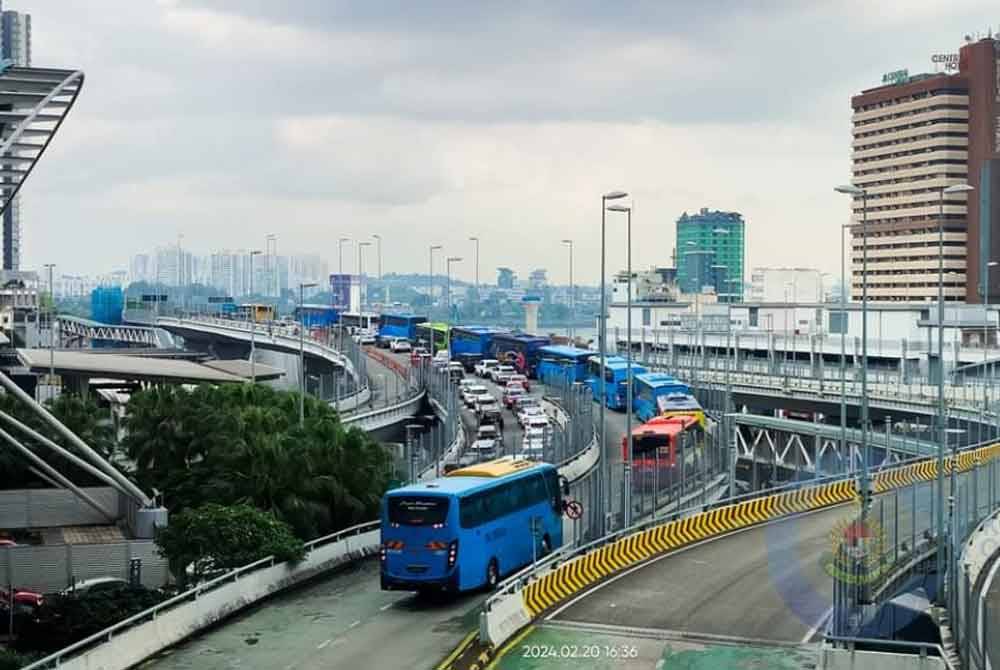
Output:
[0, 538, 16, 547]
[463, 384, 490, 408]
[491, 364, 516, 384]
[61, 577, 129, 597]
[502, 385, 525, 409]
[475, 359, 500, 378]
[390, 338, 412, 353]
[508, 374, 530, 392]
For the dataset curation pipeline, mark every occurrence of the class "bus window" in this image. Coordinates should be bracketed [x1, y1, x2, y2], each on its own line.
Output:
[388, 496, 449, 526]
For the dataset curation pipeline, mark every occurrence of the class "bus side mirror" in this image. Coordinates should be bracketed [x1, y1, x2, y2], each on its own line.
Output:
[559, 476, 570, 496]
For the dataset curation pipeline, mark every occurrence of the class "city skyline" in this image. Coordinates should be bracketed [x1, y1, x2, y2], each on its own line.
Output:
[12, 1, 1000, 287]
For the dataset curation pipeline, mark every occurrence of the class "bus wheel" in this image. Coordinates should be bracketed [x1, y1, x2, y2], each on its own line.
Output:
[541, 534, 552, 556]
[486, 559, 499, 589]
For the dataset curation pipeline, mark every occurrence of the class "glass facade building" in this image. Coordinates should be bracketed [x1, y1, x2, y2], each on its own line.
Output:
[675, 208, 745, 302]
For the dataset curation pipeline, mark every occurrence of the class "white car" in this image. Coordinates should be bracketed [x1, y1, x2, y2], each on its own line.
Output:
[356, 331, 376, 345]
[475, 359, 499, 378]
[389, 338, 412, 353]
[463, 384, 490, 407]
[491, 364, 516, 384]
[521, 428, 546, 459]
[61, 577, 129, 597]
[518, 405, 546, 427]
[525, 415, 549, 431]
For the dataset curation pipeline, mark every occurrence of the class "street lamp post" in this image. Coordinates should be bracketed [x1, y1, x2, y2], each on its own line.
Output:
[600, 190, 628, 533]
[562, 239, 574, 342]
[298, 282, 318, 425]
[44, 263, 55, 394]
[357, 241, 372, 310]
[468, 237, 480, 295]
[446, 257, 462, 322]
[429, 245, 442, 321]
[338, 238, 351, 276]
[983, 260, 997, 396]
[248, 249, 263, 383]
[372, 234, 382, 281]
[834, 184, 872, 551]
[934, 182, 975, 600]
[607, 203, 634, 526]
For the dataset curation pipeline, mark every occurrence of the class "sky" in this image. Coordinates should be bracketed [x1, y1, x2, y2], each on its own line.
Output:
[17, 0, 1000, 284]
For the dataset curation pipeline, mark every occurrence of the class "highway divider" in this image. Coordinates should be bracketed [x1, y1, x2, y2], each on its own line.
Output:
[450, 441, 1000, 670]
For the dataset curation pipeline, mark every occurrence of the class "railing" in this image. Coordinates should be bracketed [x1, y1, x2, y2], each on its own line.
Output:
[821, 636, 956, 670]
[954, 508, 1000, 668]
[22, 521, 379, 670]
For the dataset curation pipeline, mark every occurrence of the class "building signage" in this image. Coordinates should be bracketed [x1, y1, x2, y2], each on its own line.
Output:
[881, 69, 909, 85]
[931, 53, 959, 71]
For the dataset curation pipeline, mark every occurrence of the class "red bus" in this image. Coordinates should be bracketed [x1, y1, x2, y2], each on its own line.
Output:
[622, 414, 701, 471]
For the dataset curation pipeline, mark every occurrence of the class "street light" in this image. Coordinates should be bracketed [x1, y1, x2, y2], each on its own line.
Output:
[469, 237, 480, 294]
[43, 263, 55, 396]
[429, 245, 442, 319]
[358, 241, 372, 310]
[338, 238, 351, 276]
[934, 181, 974, 600]
[298, 282, 318, 425]
[834, 184, 872, 553]
[607, 202, 635, 526]
[446, 257, 462, 323]
[600, 189, 627, 533]
[372, 234, 382, 281]
[562, 239, 574, 341]
[248, 249, 263, 383]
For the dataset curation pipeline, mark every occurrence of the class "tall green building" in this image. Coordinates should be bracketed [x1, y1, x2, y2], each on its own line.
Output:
[675, 208, 745, 302]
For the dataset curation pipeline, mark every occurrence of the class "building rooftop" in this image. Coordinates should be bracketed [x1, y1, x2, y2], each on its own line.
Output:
[16, 349, 280, 384]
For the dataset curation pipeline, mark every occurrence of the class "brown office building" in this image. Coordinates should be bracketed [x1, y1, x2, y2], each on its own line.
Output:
[849, 37, 1000, 303]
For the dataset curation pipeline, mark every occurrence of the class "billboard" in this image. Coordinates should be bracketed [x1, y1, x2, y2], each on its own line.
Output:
[329, 273, 352, 308]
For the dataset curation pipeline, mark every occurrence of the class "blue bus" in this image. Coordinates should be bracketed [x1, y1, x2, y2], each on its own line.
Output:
[489, 333, 551, 378]
[632, 372, 691, 422]
[380, 458, 564, 592]
[449, 326, 507, 357]
[537, 345, 594, 388]
[379, 314, 427, 341]
[586, 356, 647, 410]
[294, 304, 339, 328]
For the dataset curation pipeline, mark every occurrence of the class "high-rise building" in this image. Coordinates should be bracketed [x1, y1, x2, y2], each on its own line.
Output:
[848, 36, 1000, 303]
[129, 254, 153, 283]
[528, 269, 547, 290]
[497, 267, 515, 289]
[0, 4, 29, 271]
[675, 208, 745, 302]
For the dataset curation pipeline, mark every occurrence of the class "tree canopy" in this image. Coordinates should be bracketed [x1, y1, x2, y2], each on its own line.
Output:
[123, 383, 393, 539]
[155, 503, 305, 587]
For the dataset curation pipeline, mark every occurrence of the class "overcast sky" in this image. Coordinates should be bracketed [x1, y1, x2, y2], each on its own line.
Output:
[19, 0, 1000, 284]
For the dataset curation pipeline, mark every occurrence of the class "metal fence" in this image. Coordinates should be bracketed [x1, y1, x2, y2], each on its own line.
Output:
[0, 487, 120, 529]
[2, 539, 169, 594]
[829, 453, 1000, 659]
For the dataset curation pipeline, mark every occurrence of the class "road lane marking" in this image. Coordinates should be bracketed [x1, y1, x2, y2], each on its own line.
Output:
[379, 602, 393, 611]
[802, 607, 832, 644]
[316, 639, 332, 650]
[349, 620, 361, 628]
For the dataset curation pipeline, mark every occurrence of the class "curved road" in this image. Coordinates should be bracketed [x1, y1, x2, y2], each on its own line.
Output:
[149, 355, 623, 670]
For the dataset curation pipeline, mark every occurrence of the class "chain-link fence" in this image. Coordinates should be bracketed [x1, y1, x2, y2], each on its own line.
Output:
[541, 378, 595, 466]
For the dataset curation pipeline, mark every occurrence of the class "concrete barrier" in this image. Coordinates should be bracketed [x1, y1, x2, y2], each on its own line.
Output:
[23, 523, 380, 670]
[818, 646, 947, 670]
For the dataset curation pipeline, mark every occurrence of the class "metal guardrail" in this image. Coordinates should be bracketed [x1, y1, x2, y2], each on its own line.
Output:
[21, 520, 379, 670]
[822, 636, 956, 670]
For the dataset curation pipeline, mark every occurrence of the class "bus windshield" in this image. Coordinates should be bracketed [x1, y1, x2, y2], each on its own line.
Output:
[388, 496, 449, 526]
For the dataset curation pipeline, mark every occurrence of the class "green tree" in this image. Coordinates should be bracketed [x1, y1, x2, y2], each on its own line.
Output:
[123, 384, 393, 538]
[156, 503, 305, 587]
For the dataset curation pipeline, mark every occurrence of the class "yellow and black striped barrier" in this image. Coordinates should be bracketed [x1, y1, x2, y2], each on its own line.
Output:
[446, 441, 1000, 669]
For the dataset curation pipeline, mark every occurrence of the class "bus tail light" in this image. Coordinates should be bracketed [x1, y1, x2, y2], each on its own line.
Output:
[384, 540, 404, 550]
[447, 540, 458, 568]
[426, 541, 447, 551]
